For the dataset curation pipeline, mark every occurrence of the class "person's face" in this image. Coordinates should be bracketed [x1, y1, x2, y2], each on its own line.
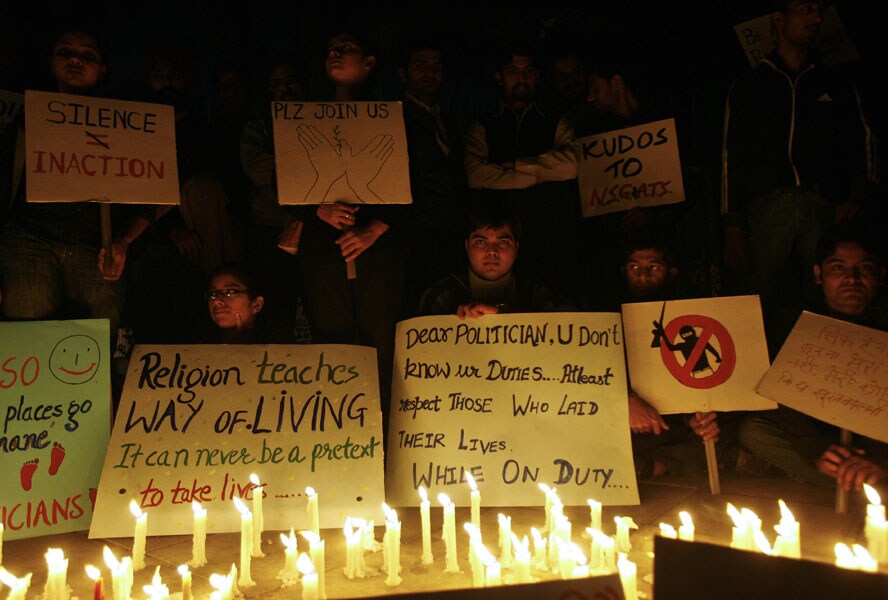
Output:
[147, 61, 186, 104]
[401, 49, 443, 100]
[325, 34, 375, 86]
[587, 73, 619, 114]
[50, 32, 106, 93]
[622, 248, 671, 298]
[552, 55, 585, 102]
[814, 242, 884, 317]
[498, 55, 537, 106]
[268, 64, 305, 101]
[775, 1, 824, 47]
[465, 226, 518, 281]
[207, 274, 264, 331]
[217, 70, 248, 112]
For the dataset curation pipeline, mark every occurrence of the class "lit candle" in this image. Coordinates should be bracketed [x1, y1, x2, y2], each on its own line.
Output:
[43, 547, 68, 600]
[587, 498, 602, 532]
[617, 553, 638, 600]
[659, 523, 678, 539]
[0, 568, 32, 600]
[835, 542, 857, 569]
[177, 566, 191, 600]
[208, 571, 233, 600]
[863, 484, 888, 563]
[278, 529, 300, 585]
[727, 503, 753, 550]
[343, 518, 366, 579]
[129, 501, 147, 571]
[753, 529, 775, 555]
[298, 554, 318, 600]
[512, 534, 533, 584]
[852, 544, 878, 572]
[474, 543, 500, 587]
[103, 547, 130, 600]
[382, 504, 402, 586]
[438, 494, 459, 573]
[85, 565, 104, 600]
[614, 516, 638, 553]
[539, 483, 554, 533]
[549, 511, 571, 573]
[741, 507, 762, 537]
[569, 543, 589, 579]
[497, 513, 513, 568]
[249, 474, 265, 557]
[300, 530, 325, 599]
[227, 564, 240, 599]
[464, 524, 485, 588]
[418, 487, 433, 565]
[306, 487, 319, 536]
[232, 497, 255, 587]
[531, 528, 548, 571]
[598, 533, 616, 573]
[189, 501, 207, 568]
[143, 566, 169, 600]
[773, 499, 800, 558]
[678, 511, 694, 542]
[466, 472, 481, 530]
[555, 538, 575, 580]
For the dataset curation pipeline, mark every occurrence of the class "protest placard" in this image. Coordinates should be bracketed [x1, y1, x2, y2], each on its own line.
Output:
[272, 101, 411, 205]
[622, 296, 775, 414]
[0, 319, 110, 541]
[733, 5, 858, 68]
[0, 90, 23, 132]
[757, 312, 888, 443]
[576, 118, 684, 218]
[385, 313, 638, 508]
[394, 573, 624, 599]
[89, 344, 385, 538]
[24, 90, 179, 204]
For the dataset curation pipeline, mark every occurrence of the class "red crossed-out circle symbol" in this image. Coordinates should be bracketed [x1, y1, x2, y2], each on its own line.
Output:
[659, 314, 736, 389]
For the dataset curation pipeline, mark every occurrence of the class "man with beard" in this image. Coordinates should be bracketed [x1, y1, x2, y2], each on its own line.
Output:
[464, 44, 579, 302]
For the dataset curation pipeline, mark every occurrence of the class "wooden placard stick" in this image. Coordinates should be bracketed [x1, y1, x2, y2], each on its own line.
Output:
[835, 428, 852, 514]
[100, 203, 113, 273]
[705, 437, 721, 495]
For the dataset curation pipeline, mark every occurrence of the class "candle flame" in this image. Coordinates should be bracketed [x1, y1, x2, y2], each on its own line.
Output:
[280, 529, 297, 551]
[305, 486, 316, 497]
[777, 499, 795, 524]
[191, 501, 204, 514]
[382, 503, 398, 524]
[726, 503, 744, 526]
[587, 498, 602, 509]
[531, 527, 544, 545]
[863, 483, 881, 506]
[232, 496, 249, 515]
[571, 542, 588, 565]
[463, 522, 479, 538]
[740, 508, 761, 529]
[418, 486, 428, 503]
[851, 544, 877, 570]
[679, 511, 693, 528]
[835, 542, 855, 566]
[753, 529, 773, 554]
[538, 483, 550, 494]
[249, 473, 260, 486]
[85, 565, 101, 580]
[437, 493, 452, 507]
[296, 553, 314, 575]
[465, 472, 478, 492]
[299, 530, 320, 545]
[129, 500, 143, 518]
[497, 513, 510, 527]
[178, 565, 189, 577]
[614, 515, 639, 530]
[659, 523, 678, 538]
[209, 573, 229, 590]
[45, 548, 66, 569]
[103, 546, 120, 570]
[512, 534, 529, 556]
[0, 568, 20, 588]
[473, 540, 496, 567]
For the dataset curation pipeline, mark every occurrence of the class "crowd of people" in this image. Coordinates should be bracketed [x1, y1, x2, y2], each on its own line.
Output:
[1, 1, 885, 495]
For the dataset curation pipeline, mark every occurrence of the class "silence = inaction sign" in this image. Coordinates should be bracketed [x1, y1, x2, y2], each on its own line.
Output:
[90, 344, 384, 538]
[385, 313, 639, 508]
[272, 101, 411, 205]
[576, 118, 685, 218]
[1, 319, 110, 541]
[25, 90, 179, 205]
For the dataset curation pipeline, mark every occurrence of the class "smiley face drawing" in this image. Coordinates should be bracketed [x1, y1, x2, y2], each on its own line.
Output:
[50, 335, 101, 384]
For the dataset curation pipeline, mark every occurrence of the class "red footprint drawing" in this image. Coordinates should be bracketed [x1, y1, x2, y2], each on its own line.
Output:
[49, 442, 65, 475]
[21, 459, 39, 491]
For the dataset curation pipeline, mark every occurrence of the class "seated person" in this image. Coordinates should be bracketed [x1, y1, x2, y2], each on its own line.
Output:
[617, 231, 727, 478]
[204, 263, 292, 344]
[739, 226, 888, 491]
[418, 203, 574, 317]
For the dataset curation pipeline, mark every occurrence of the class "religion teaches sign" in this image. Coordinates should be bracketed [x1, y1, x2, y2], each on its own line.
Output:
[386, 313, 639, 508]
[272, 101, 411, 205]
[24, 90, 179, 205]
[90, 344, 385, 538]
[0, 319, 111, 541]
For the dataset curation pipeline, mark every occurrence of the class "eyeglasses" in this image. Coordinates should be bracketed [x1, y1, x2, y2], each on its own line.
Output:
[205, 288, 249, 301]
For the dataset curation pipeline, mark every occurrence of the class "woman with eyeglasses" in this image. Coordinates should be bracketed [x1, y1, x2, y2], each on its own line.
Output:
[204, 263, 293, 344]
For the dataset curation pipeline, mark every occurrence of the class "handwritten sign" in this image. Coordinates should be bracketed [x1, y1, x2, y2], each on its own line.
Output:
[25, 90, 179, 204]
[622, 296, 775, 414]
[272, 101, 411, 205]
[576, 118, 684, 218]
[733, 5, 859, 68]
[89, 344, 384, 538]
[757, 312, 888, 443]
[386, 313, 638, 508]
[0, 319, 110, 541]
[0, 90, 23, 132]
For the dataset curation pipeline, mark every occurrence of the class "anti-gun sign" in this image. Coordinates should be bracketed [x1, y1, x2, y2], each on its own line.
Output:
[385, 313, 639, 508]
[272, 101, 411, 205]
[0, 319, 110, 541]
[576, 118, 685, 218]
[90, 344, 384, 537]
[25, 90, 179, 204]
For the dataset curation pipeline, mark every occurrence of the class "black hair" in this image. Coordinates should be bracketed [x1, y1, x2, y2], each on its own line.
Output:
[49, 26, 109, 64]
[815, 225, 884, 267]
[399, 36, 445, 69]
[493, 39, 538, 72]
[589, 52, 650, 104]
[620, 227, 676, 266]
[208, 263, 265, 300]
[465, 202, 523, 242]
[326, 26, 378, 58]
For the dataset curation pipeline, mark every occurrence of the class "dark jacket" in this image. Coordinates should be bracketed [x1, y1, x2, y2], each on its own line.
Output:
[418, 270, 575, 316]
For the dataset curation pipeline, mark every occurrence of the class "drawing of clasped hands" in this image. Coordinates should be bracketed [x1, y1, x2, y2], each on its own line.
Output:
[296, 124, 394, 204]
